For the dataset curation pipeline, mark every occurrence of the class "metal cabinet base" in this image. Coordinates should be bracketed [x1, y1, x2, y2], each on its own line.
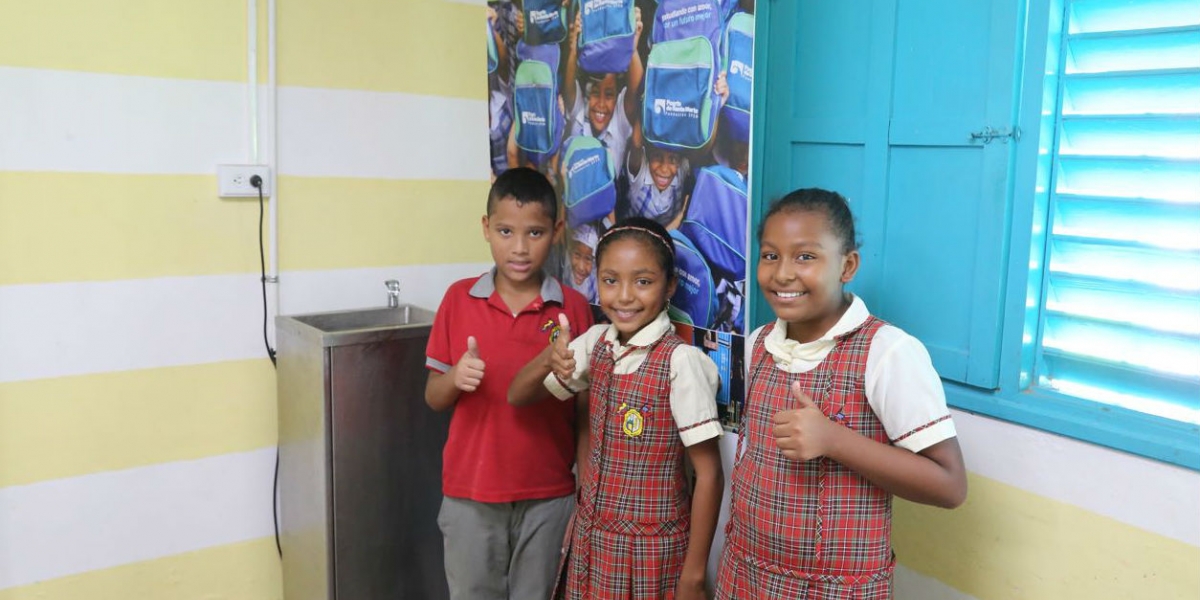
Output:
[277, 306, 449, 600]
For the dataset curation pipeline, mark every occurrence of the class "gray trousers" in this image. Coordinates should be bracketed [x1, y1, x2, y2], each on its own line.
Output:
[438, 494, 575, 600]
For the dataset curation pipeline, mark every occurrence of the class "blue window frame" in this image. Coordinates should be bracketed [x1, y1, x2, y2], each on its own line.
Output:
[746, 0, 1200, 469]
[1027, 0, 1200, 436]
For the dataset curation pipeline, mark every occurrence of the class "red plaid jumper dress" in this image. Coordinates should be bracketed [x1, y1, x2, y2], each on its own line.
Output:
[559, 333, 692, 600]
[715, 318, 894, 600]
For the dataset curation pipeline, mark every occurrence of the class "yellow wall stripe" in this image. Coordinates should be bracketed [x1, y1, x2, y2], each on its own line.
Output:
[0, 537, 281, 600]
[280, 0, 485, 98]
[0, 1, 246, 83]
[279, 176, 491, 271]
[0, 172, 489, 285]
[0, 360, 275, 488]
[894, 472, 1200, 600]
[0, 1, 483, 98]
[0, 172, 262, 285]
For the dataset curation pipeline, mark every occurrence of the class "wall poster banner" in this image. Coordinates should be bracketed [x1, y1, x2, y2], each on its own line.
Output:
[487, 0, 755, 429]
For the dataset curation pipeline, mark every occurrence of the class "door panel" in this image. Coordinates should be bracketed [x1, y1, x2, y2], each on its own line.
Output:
[751, 0, 1021, 388]
[882, 0, 1019, 387]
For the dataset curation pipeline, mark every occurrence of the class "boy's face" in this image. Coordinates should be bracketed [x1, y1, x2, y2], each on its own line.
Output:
[647, 147, 681, 192]
[570, 240, 595, 285]
[482, 197, 560, 289]
[586, 75, 619, 134]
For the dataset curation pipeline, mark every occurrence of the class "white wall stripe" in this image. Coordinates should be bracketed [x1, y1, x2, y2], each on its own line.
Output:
[0, 448, 275, 590]
[951, 409, 1200, 547]
[278, 263, 490, 317]
[0, 263, 489, 384]
[0, 66, 249, 175]
[0, 66, 488, 180]
[276, 85, 490, 181]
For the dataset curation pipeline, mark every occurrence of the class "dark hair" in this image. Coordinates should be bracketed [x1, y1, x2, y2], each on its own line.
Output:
[581, 71, 627, 94]
[596, 217, 676, 276]
[487, 167, 559, 221]
[758, 188, 859, 254]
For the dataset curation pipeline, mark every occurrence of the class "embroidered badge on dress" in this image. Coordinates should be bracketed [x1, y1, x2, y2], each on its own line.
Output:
[618, 402, 647, 437]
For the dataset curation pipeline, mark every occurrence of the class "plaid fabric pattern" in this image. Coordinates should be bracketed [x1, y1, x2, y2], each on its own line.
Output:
[716, 318, 895, 600]
[561, 333, 691, 599]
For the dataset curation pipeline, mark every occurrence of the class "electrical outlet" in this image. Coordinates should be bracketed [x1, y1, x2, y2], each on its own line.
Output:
[217, 165, 272, 198]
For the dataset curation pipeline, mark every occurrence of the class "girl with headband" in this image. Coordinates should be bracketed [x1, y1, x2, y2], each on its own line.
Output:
[509, 217, 724, 600]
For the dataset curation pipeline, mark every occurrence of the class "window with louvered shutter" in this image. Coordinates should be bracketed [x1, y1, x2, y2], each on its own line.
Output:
[1030, 0, 1200, 424]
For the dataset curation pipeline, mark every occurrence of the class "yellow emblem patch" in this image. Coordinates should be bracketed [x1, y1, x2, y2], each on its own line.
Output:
[622, 407, 645, 437]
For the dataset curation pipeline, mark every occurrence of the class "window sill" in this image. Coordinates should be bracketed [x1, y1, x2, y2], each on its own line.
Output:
[945, 382, 1200, 471]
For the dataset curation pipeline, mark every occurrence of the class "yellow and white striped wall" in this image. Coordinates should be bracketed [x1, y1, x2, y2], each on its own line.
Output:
[1, 0, 490, 597]
[3, 1, 1198, 599]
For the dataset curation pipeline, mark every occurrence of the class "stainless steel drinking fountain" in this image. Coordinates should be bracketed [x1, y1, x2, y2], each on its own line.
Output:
[276, 302, 449, 600]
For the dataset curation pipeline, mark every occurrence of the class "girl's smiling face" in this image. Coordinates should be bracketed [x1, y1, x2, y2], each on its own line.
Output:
[757, 208, 859, 343]
[647, 146, 681, 192]
[586, 75, 619, 134]
[597, 238, 675, 344]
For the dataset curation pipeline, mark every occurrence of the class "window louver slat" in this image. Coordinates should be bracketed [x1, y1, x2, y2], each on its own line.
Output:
[1034, 0, 1200, 424]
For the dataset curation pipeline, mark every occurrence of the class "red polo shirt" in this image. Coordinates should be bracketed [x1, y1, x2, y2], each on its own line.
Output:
[426, 270, 594, 502]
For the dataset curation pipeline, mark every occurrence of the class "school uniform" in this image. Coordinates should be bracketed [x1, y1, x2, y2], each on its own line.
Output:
[546, 311, 722, 599]
[426, 269, 594, 600]
[622, 152, 691, 227]
[715, 296, 956, 599]
[569, 84, 634, 173]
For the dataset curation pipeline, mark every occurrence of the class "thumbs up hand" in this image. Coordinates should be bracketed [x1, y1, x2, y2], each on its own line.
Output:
[772, 382, 836, 461]
[549, 313, 577, 384]
[453, 336, 486, 393]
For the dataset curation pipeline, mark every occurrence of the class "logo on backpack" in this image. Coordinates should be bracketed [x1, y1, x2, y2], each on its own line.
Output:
[729, 60, 752, 78]
[529, 9, 560, 25]
[582, 0, 625, 16]
[567, 153, 602, 177]
[521, 111, 548, 127]
[653, 98, 700, 119]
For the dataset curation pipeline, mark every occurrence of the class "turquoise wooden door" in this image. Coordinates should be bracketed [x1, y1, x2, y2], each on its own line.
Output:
[750, 0, 1023, 388]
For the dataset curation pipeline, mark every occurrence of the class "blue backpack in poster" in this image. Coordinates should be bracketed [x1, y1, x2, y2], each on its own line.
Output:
[678, 165, 747, 281]
[517, 39, 562, 77]
[524, 0, 568, 45]
[720, 12, 753, 142]
[514, 59, 564, 159]
[642, 37, 719, 150]
[562, 136, 617, 227]
[576, 0, 637, 74]
[669, 229, 718, 329]
[651, 0, 723, 53]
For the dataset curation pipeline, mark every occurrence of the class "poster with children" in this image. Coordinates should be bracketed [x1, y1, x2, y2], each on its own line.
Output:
[487, 0, 754, 428]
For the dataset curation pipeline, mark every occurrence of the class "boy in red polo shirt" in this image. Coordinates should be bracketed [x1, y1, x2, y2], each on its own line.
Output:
[425, 167, 594, 600]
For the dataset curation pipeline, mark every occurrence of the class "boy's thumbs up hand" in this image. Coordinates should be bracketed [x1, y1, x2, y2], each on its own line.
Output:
[772, 382, 836, 461]
[453, 336, 486, 393]
[550, 313, 577, 384]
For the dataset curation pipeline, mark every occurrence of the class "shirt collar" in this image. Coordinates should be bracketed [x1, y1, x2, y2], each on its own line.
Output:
[468, 268, 564, 304]
[764, 294, 869, 360]
[602, 309, 673, 354]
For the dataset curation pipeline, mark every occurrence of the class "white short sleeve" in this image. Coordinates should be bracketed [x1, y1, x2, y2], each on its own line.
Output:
[669, 344, 723, 447]
[865, 326, 957, 453]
